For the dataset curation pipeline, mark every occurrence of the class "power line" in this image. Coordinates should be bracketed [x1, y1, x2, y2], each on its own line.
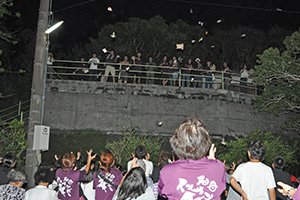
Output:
[54, 0, 95, 13]
[164, 0, 300, 14]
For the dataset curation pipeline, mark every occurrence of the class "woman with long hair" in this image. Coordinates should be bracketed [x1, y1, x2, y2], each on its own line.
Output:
[93, 152, 123, 200]
[56, 149, 96, 200]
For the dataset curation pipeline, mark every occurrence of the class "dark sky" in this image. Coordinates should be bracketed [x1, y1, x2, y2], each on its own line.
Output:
[10, 0, 300, 50]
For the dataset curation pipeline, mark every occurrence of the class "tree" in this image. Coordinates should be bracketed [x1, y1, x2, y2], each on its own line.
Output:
[0, 119, 27, 167]
[217, 130, 298, 169]
[254, 28, 300, 134]
[84, 16, 207, 62]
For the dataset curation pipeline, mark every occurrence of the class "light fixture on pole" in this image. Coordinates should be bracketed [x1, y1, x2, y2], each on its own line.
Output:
[45, 21, 64, 34]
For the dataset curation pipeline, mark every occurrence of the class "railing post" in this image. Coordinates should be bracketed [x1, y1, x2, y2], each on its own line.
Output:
[118, 63, 121, 81]
[221, 71, 224, 90]
[18, 101, 21, 115]
[20, 111, 23, 122]
[179, 69, 182, 87]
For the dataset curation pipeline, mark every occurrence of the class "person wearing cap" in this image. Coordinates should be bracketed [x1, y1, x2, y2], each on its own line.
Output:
[193, 58, 203, 88]
[0, 153, 16, 185]
[25, 168, 59, 200]
[93, 152, 123, 200]
[0, 169, 27, 199]
[56, 149, 96, 200]
[272, 156, 292, 200]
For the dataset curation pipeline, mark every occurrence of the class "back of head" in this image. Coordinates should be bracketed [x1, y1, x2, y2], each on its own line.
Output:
[2, 153, 16, 168]
[34, 168, 54, 185]
[273, 156, 286, 170]
[136, 159, 146, 172]
[247, 140, 266, 161]
[8, 169, 27, 184]
[62, 152, 75, 171]
[100, 152, 115, 173]
[134, 145, 147, 159]
[82, 170, 94, 184]
[117, 167, 147, 200]
[170, 117, 210, 160]
[158, 152, 171, 168]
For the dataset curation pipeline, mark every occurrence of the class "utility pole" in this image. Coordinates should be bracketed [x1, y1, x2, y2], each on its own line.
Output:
[25, 0, 49, 188]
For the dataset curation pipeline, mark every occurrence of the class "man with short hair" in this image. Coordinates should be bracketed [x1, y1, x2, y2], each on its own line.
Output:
[230, 140, 276, 200]
[103, 49, 120, 83]
[127, 145, 153, 178]
[272, 156, 291, 200]
[88, 53, 100, 81]
[25, 168, 59, 200]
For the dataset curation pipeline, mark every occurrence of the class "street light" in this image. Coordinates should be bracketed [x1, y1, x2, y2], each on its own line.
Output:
[45, 20, 64, 34]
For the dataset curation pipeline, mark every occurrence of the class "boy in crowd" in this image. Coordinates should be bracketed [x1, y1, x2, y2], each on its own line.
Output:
[127, 145, 153, 178]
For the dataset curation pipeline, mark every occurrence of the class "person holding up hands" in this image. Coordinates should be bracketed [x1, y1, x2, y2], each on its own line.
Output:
[56, 149, 96, 200]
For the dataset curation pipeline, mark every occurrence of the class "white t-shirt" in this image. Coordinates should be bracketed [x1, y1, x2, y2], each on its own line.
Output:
[127, 159, 153, 177]
[232, 162, 276, 200]
[89, 58, 100, 69]
[80, 182, 95, 200]
[25, 185, 59, 200]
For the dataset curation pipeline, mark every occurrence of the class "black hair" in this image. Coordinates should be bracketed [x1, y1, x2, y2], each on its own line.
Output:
[273, 156, 286, 170]
[34, 168, 54, 185]
[2, 153, 16, 168]
[247, 140, 266, 161]
[81, 170, 94, 184]
[134, 146, 147, 159]
[116, 167, 147, 200]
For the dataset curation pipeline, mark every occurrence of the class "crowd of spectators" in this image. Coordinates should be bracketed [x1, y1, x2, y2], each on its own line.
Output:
[66, 50, 253, 92]
[1, 117, 295, 200]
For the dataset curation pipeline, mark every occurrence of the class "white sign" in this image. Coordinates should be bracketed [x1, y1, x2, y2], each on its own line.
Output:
[33, 125, 50, 151]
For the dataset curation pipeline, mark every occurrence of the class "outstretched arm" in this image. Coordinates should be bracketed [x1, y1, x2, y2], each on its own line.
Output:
[277, 182, 297, 198]
[85, 149, 96, 174]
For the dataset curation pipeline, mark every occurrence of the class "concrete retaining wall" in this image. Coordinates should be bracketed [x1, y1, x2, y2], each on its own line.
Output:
[44, 80, 290, 137]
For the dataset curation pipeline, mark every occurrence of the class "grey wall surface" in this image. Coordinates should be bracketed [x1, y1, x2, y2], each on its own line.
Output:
[44, 80, 290, 137]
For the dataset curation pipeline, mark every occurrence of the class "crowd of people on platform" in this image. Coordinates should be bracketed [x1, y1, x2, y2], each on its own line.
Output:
[0, 117, 299, 200]
[48, 50, 252, 93]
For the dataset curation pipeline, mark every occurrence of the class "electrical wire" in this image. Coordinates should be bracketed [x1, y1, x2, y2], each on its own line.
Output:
[164, 0, 300, 14]
[53, 0, 95, 13]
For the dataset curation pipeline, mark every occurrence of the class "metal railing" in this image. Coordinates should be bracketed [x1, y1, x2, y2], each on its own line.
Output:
[0, 100, 30, 122]
[47, 60, 261, 95]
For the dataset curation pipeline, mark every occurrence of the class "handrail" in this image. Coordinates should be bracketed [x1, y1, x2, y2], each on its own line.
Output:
[0, 100, 30, 122]
[46, 60, 260, 94]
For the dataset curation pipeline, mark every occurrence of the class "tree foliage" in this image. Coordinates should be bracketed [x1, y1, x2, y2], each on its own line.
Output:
[217, 130, 298, 169]
[0, 119, 27, 167]
[254, 28, 300, 134]
[105, 127, 165, 168]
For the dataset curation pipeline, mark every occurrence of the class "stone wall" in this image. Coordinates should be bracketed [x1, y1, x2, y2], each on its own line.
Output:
[44, 80, 290, 138]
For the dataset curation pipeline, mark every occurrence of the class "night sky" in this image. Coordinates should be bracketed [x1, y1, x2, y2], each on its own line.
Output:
[10, 0, 300, 52]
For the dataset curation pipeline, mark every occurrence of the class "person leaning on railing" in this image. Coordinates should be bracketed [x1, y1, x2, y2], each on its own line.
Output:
[240, 64, 249, 93]
[146, 56, 156, 84]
